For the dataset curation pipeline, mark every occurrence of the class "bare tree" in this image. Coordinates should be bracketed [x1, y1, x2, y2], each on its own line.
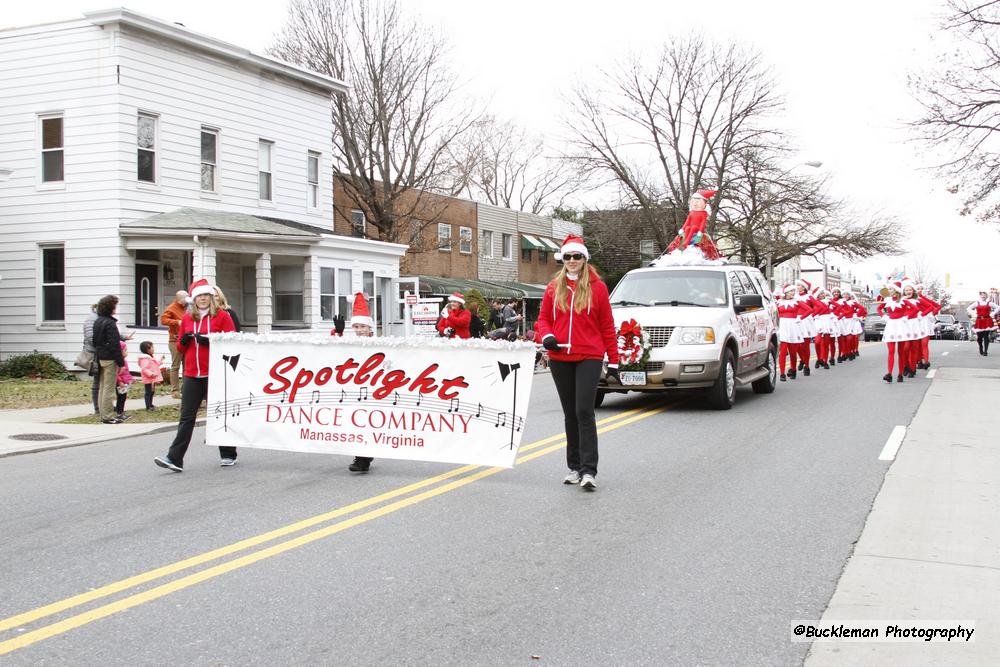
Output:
[911, 0, 1000, 221]
[910, 254, 953, 310]
[715, 149, 904, 270]
[564, 35, 783, 246]
[270, 0, 478, 244]
[450, 116, 581, 214]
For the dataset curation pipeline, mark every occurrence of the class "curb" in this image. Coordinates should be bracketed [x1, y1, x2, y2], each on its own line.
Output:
[0, 418, 206, 459]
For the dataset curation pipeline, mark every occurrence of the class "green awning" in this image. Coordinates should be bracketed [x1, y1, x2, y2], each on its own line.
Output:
[520, 234, 545, 250]
[410, 276, 546, 300]
[539, 237, 561, 252]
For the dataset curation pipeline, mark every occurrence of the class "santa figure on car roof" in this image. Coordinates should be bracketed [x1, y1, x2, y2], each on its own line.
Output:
[654, 189, 725, 266]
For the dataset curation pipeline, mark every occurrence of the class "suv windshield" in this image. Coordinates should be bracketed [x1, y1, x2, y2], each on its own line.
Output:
[935, 315, 956, 324]
[610, 270, 728, 308]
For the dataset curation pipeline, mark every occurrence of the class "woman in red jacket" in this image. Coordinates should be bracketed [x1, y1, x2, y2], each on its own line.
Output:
[154, 278, 236, 472]
[537, 235, 619, 491]
[437, 293, 472, 339]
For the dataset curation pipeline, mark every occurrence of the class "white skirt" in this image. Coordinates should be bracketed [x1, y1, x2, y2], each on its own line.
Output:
[815, 313, 835, 336]
[849, 318, 863, 335]
[799, 316, 817, 339]
[921, 315, 935, 338]
[779, 317, 804, 344]
[883, 318, 917, 342]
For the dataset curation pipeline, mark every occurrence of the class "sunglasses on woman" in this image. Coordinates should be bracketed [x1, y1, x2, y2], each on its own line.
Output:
[562, 253, 586, 261]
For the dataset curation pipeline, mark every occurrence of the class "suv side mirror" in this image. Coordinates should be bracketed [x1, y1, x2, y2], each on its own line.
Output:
[734, 293, 763, 313]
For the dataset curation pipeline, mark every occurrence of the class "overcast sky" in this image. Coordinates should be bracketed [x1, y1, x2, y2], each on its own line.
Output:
[5, 0, 998, 300]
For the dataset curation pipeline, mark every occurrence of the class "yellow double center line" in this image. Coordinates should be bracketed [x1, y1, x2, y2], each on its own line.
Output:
[0, 401, 675, 655]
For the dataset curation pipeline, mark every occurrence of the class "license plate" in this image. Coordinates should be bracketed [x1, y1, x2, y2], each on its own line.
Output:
[619, 371, 647, 386]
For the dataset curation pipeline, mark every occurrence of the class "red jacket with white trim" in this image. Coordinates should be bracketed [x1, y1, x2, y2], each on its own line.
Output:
[438, 306, 472, 339]
[177, 309, 235, 378]
[536, 269, 620, 364]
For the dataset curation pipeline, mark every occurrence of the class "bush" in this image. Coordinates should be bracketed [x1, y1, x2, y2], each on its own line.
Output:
[463, 288, 489, 320]
[0, 351, 69, 380]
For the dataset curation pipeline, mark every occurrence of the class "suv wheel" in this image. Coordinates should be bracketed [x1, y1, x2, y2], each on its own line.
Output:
[707, 347, 737, 410]
[752, 342, 777, 394]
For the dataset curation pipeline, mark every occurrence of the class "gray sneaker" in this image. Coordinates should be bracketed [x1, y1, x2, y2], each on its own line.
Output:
[154, 456, 183, 473]
[220, 458, 237, 467]
[563, 470, 581, 485]
[580, 474, 597, 491]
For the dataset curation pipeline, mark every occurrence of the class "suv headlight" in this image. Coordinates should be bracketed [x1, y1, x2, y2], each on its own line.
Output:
[676, 327, 715, 344]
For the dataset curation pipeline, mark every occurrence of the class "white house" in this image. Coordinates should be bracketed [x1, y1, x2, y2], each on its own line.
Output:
[0, 8, 407, 368]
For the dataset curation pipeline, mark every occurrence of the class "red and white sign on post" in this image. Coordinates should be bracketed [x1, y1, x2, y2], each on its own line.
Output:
[207, 334, 537, 468]
[405, 294, 418, 306]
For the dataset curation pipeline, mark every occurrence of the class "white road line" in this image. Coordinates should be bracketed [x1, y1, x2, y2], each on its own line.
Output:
[927, 369, 937, 379]
[878, 425, 907, 461]
[942, 351, 949, 356]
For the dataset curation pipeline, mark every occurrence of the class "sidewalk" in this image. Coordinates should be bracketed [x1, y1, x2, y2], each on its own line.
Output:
[806, 367, 1000, 666]
[0, 395, 188, 457]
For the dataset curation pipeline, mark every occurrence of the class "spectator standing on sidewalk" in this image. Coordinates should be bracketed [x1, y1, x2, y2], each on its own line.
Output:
[214, 286, 241, 332]
[536, 235, 620, 492]
[468, 302, 487, 338]
[115, 341, 134, 420]
[82, 303, 100, 414]
[160, 290, 188, 399]
[502, 299, 523, 336]
[92, 295, 125, 424]
[137, 341, 165, 410]
[154, 279, 236, 472]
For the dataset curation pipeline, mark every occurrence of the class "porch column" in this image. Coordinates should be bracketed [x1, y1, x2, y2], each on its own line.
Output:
[194, 242, 217, 283]
[256, 252, 273, 334]
[303, 255, 319, 330]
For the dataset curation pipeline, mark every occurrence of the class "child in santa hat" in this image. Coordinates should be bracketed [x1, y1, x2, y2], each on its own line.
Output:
[345, 293, 377, 473]
[663, 189, 723, 261]
[878, 281, 910, 383]
[437, 292, 472, 339]
[777, 284, 804, 381]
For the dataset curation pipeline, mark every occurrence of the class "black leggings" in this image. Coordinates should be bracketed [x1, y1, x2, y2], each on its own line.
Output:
[548, 359, 603, 477]
[978, 331, 991, 354]
[167, 376, 237, 467]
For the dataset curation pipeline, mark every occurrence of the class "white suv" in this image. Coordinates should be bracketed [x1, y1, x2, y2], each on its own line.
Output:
[600, 263, 779, 409]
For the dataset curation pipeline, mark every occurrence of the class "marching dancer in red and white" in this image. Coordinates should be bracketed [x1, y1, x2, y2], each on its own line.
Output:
[967, 290, 999, 356]
[878, 281, 911, 383]
[810, 286, 833, 370]
[777, 284, 804, 381]
[842, 291, 864, 360]
[900, 281, 923, 377]
[795, 279, 820, 374]
[828, 287, 845, 365]
[914, 284, 940, 369]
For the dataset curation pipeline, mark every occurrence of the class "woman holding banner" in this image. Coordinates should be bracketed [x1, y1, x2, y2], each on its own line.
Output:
[537, 235, 619, 492]
[154, 278, 236, 472]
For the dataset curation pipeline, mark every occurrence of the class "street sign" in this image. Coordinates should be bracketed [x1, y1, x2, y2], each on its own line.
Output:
[405, 294, 418, 305]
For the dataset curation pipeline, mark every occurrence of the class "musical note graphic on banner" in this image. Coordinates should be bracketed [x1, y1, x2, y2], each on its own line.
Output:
[475, 403, 482, 418]
[448, 398, 460, 413]
[357, 387, 368, 401]
[310, 390, 321, 404]
[392, 392, 399, 406]
[495, 411, 507, 428]
[280, 391, 288, 404]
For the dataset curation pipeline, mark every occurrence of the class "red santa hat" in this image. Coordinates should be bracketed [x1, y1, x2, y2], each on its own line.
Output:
[781, 283, 796, 294]
[887, 279, 903, 294]
[692, 189, 717, 201]
[554, 234, 590, 262]
[350, 292, 373, 327]
[189, 278, 215, 299]
[447, 292, 465, 305]
[796, 278, 811, 291]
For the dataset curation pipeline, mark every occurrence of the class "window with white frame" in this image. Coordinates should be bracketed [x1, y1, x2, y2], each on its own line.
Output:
[351, 210, 366, 238]
[307, 151, 320, 209]
[502, 233, 512, 260]
[201, 128, 218, 192]
[459, 226, 472, 254]
[337, 268, 352, 316]
[481, 230, 494, 258]
[40, 114, 64, 183]
[363, 270, 375, 327]
[137, 113, 157, 183]
[639, 239, 657, 265]
[258, 139, 274, 201]
[40, 245, 65, 322]
[273, 265, 303, 321]
[438, 223, 452, 251]
[320, 267, 336, 320]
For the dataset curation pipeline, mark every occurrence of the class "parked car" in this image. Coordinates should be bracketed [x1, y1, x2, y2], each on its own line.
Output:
[600, 263, 779, 410]
[958, 321, 972, 341]
[863, 314, 885, 341]
[934, 314, 959, 340]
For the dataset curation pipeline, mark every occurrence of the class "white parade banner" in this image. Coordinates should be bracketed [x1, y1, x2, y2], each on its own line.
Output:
[206, 334, 537, 468]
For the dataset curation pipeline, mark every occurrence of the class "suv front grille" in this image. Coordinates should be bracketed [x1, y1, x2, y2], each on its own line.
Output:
[645, 326, 674, 347]
[644, 362, 665, 373]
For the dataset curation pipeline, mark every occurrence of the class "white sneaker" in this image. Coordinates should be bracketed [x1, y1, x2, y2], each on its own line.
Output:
[220, 458, 237, 467]
[580, 474, 597, 491]
[563, 470, 581, 485]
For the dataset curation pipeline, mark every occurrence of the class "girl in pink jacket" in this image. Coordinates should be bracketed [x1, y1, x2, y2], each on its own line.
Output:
[137, 340, 165, 410]
[116, 341, 134, 420]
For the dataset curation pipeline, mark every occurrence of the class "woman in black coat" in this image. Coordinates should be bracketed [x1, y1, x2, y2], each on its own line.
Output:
[92, 295, 125, 424]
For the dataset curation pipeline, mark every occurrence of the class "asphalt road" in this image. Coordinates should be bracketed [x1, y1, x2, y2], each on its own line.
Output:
[0, 339, 989, 666]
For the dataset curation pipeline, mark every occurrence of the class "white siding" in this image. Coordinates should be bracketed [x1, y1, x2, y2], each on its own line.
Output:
[115, 27, 334, 226]
[0, 23, 125, 363]
[475, 203, 518, 283]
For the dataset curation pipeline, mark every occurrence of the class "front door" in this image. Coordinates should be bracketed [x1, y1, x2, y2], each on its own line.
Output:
[135, 263, 159, 328]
